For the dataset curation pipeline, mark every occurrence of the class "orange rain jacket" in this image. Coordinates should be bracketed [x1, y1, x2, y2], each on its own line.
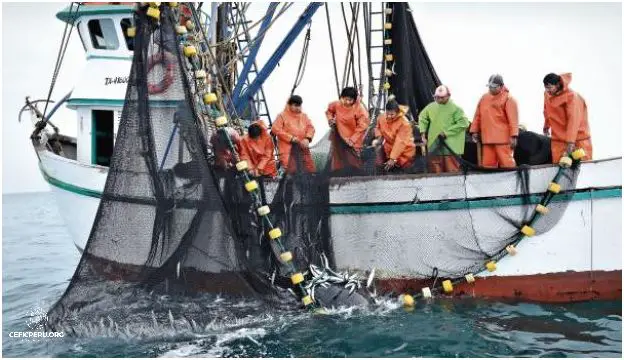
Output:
[470, 86, 519, 144]
[271, 105, 316, 172]
[325, 100, 370, 150]
[374, 106, 416, 167]
[543, 73, 591, 144]
[239, 120, 278, 177]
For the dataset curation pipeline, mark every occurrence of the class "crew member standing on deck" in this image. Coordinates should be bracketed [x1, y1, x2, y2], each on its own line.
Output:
[469, 74, 519, 168]
[542, 72, 592, 163]
[271, 95, 316, 173]
[372, 99, 416, 172]
[325, 87, 370, 173]
[418, 85, 470, 173]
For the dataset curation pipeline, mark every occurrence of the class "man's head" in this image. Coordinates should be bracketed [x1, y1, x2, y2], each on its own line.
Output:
[487, 74, 504, 95]
[543, 73, 562, 96]
[434, 85, 450, 104]
[287, 95, 303, 113]
[340, 87, 358, 107]
[248, 123, 262, 139]
[385, 99, 400, 119]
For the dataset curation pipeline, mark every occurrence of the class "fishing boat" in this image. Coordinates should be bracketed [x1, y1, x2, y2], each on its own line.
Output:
[24, 3, 621, 305]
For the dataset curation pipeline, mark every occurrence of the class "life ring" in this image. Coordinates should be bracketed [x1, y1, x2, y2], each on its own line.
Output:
[147, 51, 175, 95]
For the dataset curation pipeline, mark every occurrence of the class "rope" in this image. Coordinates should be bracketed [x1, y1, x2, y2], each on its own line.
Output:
[289, 24, 312, 96]
[324, 5, 340, 97]
[41, 2, 80, 123]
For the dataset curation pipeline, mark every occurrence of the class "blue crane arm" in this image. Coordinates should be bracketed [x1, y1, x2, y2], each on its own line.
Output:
[234, 2, 323, 115]
[231, 3, 279, 105]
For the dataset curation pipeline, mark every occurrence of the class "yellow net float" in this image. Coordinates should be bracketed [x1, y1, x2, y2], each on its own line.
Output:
[421, 287, 432, 298]
[520, 225, 535, 237]
[168, 2, 178, 6]
[203, 93, 218, 105]
[126, 27, 136, 38]
[384, 39, 392, 45]
[383, 82, 391, 90]
[183, 45, 197, 57]
[548, 182, 561, 194]
[244, 180, 258, 192]
[257, 205, 271, 216]
[268, 228, 282, 240]
[506, 244, 517, 255]
[384, 69, 394, 77]
[571, 148, 586, 160]
[185, 20, 195, 31]
[302, 295, 314, 306]
[148, 2, 161, 6]
[384, 22, 392, 30]
[235, 160, 248, 172]
[558, 156, 572, 168]
[215, 116, 228, 127]
[384, 8, 393, 15]
[442, 280, 453, 294]
[291, 272, 305, 285]
[535, 204, 549, 215]
[385, 54, 394, 62]
[486, 261, 497, 272]
[279, 252, 293, 262]
[147, 6, 160, 20]
[402, 294, 415, 307]
[465, 273, 475, 283]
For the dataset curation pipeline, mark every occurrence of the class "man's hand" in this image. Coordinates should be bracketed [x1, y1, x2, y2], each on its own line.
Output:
[471, 133, 480, 143]
[250, 168, 259, 177]
[300, 139, 310, 149]
[543, 128, 550, 136]
[384, 159, 397, 171]
[510, 136, 518, 149]
[346, 138, 355, 147]
[566, 142, 575, 154]
[438, 132, 447, 140]
[290, 136, 299, 144]
[328, 118, 336, 127]
[371, 138, 381, 147]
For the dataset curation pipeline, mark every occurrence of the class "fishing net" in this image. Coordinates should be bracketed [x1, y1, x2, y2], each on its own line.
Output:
[45, 3, 583, 333]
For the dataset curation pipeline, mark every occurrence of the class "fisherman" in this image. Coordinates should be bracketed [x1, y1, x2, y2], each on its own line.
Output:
[209, 126, 242, 170]
[469, 74, 519, 168]
[418, 85, 470, 173]
[325, 87, 370, 173]
[239, 120, 278, 178]
[271, 95, 316, 173]
[372, 99, 416, 172]
[542, 73, 592, 163]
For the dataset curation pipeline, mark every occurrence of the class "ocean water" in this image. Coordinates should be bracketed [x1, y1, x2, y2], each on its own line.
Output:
[2, 192, 622, 357]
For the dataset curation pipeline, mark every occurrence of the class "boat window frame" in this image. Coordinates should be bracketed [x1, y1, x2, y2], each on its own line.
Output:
[87, 18, 120, 50]
[119, 18, 134, 51]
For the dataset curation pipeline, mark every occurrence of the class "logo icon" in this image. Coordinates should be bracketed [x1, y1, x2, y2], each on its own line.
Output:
[25, 306, 48, 331]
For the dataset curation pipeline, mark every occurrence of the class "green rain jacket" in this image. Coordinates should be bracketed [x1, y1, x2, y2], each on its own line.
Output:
[418, 100, 470, 155]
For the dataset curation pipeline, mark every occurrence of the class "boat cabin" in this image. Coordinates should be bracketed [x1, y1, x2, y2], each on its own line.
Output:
[57, 4, 135, 167]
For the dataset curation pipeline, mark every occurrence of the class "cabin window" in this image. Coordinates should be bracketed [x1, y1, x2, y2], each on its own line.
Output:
[87, 19, 119, 50]
[92, 110, 115, 166]
[120, 18, 134, 51]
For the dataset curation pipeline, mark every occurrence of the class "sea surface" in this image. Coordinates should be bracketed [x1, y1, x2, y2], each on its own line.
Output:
[2, 192, 622, 357]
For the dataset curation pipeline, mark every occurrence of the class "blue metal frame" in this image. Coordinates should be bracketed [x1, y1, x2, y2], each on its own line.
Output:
[233, 2, 323, 115]
[231, 3, 279, 105]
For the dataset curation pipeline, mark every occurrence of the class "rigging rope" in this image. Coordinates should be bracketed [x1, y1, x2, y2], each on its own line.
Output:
[40, 2, 80, 125]
[324, 5, 340, 97]
[289, 24, 312, 96]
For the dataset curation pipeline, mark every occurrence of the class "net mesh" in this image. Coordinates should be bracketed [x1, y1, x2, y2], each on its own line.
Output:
[45, 3, 582, 331]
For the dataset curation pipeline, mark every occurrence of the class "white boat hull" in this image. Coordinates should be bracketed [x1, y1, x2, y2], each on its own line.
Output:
[37, 147, 622, 301]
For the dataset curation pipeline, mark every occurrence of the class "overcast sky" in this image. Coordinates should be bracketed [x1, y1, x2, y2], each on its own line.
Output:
[2, 2, 622, 194]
